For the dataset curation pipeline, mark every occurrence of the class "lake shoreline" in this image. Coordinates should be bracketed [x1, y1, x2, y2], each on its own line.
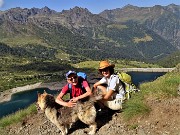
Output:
[0, 81, 66, 103]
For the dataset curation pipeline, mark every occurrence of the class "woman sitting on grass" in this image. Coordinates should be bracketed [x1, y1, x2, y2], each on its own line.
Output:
[93, 60, 125, 110]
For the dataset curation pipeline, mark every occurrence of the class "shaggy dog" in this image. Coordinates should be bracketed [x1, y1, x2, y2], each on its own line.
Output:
[37, 91, 102, 135]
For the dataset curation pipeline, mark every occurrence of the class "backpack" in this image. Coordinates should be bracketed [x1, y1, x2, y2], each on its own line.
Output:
[77, 72, 87, 80]
[118, 72, 132, 84]
[117, 72, 139, 100]
[68, 72, 88, 98]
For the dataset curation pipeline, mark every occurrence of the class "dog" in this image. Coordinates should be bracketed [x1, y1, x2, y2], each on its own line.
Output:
[37, 90, 102, 135]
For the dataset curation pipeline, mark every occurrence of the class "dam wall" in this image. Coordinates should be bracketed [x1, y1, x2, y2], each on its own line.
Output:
[117, 68, 175, 72]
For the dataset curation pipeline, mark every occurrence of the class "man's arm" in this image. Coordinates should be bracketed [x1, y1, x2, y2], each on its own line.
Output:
[55, 92, 76, 107]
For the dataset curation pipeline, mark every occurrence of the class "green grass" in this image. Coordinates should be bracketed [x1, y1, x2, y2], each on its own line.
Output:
[1, 36, 48, 47]
[55, 50, 70, 60]
[0, 104, 37, 128]
[140, 72, 180, 99]
[122, 92, 151, 120]
[107, 24, 128, 29]
[127, 123, 139, 130]
[122, 64, 180, 120]
[0, 56, 67, 92]
[72, 60, 160, 71]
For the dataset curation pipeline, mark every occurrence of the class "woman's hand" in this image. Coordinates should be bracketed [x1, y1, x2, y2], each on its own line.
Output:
[93, 84, 97, 89]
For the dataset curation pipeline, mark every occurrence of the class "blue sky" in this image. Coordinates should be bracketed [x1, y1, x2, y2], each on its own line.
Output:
[0, 0, 180, 14]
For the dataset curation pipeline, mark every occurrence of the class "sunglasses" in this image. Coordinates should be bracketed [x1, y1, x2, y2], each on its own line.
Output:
[100, 67, 109, 72]
[67, 75, 78, 81]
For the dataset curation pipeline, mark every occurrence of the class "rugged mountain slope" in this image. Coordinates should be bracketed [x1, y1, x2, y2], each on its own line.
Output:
[157, 50, 180, 67]
[99, 4, 180, 49]
[0, 6, 178, 62]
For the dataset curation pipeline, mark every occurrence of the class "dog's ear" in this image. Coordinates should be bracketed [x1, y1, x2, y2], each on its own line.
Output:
[37, 92, 41, 97]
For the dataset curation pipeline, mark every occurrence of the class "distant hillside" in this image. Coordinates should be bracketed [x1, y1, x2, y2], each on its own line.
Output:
[99, 4, 180, 49]
[157, 50, 180, 67]
[0, 5, 179, 64]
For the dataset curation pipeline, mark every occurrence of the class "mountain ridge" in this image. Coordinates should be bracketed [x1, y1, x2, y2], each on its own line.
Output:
[99, 4, 180, 49]
[0, 4, 179, 64]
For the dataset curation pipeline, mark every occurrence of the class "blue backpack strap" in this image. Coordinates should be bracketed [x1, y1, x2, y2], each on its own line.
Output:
[77, 72, 87, 80]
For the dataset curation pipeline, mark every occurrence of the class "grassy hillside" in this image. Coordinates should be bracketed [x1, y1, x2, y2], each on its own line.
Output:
[72, 60, 161, 71]
[0, 57, 160, 92]
[76, 21, 177, 61]
[123, 64, 180, 120]
[0, 54, 72, 92]
[157, 51, 180, 68]
[0, 17, 177, 63]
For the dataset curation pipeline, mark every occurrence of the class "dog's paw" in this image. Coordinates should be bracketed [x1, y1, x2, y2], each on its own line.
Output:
[88, 131, 95, 135]
[88, 125, 96, 135]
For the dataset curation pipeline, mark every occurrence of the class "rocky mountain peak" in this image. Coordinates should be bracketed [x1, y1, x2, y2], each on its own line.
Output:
[168, 3, 178, 7]
[0, 6, 56, 23]
[61, 6, 92, 17]
[60, 6, 109, 28]
[39, 6, 56, 15]
[166, 4, 180, 18]
[122, 4, 139, 10]
[71, 6, 90, 14]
